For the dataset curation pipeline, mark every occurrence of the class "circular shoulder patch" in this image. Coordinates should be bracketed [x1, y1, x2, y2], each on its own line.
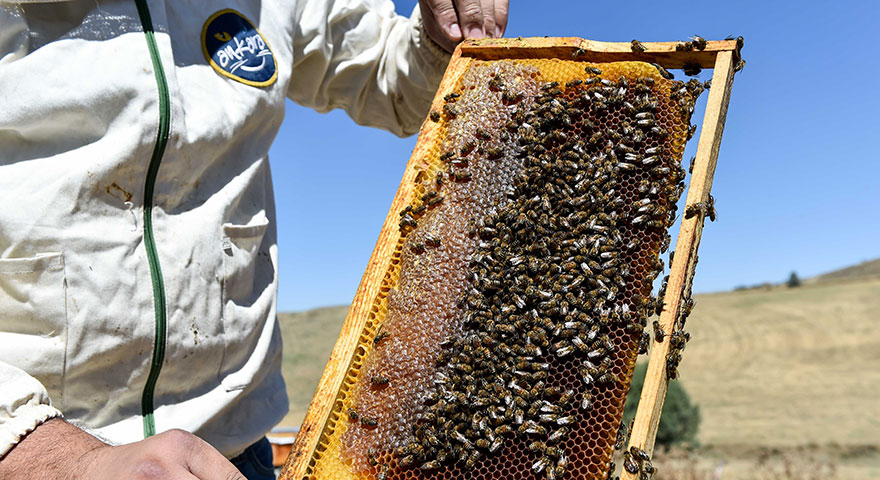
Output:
[202, 9, 277, 87]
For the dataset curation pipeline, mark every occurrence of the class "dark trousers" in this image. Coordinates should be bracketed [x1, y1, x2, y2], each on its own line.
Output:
[230, 437, 276, 480]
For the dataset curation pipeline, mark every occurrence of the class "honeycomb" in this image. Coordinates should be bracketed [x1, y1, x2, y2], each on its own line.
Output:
[299, 57, 702, 480]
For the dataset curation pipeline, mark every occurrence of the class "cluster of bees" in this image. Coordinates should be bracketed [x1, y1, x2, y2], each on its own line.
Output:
[383, 62, 702, 480]
[632, 35, 746, 76]
[622, 445, 656, 479]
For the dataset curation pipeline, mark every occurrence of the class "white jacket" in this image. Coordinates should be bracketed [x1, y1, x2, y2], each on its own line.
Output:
[0, 0, 447, 458]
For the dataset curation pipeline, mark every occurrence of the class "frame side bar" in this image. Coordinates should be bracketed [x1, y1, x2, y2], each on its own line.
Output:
[621, 50, 735, 479]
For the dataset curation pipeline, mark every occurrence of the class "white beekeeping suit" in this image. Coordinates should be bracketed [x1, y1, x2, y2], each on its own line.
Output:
[0, 0, 448, 459]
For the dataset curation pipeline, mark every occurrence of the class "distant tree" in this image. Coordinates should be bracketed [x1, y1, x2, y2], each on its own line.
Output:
[622, 363, 701, 448]
[786, 271, 801, 288]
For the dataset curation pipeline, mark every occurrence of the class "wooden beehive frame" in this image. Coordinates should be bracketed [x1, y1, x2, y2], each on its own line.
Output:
[281, 37, 739, 480]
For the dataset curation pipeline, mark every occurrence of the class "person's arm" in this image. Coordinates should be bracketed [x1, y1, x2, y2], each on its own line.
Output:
[0, 417, 248, 480]
[0, 364, 244, 478]
[287, 0, 508, 137]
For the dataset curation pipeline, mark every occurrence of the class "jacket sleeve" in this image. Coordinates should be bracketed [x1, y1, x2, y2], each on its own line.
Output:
[0, 362, 62, 458]
[287, 0, 450, 137]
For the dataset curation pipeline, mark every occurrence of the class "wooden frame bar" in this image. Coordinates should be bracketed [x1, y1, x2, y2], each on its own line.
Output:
[460, 37, 740, 68]
[281, 38, 739, 480]
[621, 50, 736, 480]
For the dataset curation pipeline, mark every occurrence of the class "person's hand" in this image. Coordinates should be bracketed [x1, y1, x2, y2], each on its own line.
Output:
[0, 418, 245, 479]
[419, 0, 509, 53]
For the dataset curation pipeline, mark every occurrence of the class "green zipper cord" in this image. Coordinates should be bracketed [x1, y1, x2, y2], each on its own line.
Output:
[133, 0, 171, 438]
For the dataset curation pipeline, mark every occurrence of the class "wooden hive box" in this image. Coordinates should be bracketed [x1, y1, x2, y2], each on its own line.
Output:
[281, 37, 741, 480]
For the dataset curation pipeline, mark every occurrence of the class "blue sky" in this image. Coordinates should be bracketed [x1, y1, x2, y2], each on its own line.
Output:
[268, 1, 880, 312]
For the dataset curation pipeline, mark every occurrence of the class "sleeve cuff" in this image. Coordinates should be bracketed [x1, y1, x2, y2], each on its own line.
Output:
[0, 403, 62, 459]
[410, 6, 452, 74]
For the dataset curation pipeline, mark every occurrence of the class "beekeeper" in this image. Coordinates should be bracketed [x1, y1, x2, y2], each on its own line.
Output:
[0, 0, 508, 478]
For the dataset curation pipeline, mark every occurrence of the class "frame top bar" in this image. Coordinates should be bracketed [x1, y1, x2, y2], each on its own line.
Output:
[459, 37, 740, 69]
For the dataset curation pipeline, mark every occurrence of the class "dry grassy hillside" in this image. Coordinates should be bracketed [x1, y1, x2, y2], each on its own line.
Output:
[676, 277, 880, 447]
[810, 258, 880, 283]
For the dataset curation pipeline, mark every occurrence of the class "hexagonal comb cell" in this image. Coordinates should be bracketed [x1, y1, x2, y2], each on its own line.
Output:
[290, 54, 703, 480]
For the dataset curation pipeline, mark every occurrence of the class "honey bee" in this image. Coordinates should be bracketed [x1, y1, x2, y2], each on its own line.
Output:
[474, 127, 491, 140]
[670, 330, 690, 349]
[425, 194, 444, 206]
[398, 213, 417, 229]
[376, 464, 390, 480]
[532, 456, 551, 474]
[451, 168, 472, 182]
[734, 59, 746, 72]
[360, 416, 378, 427]
[547, 427, 569, 444]
[685, 202, 705, 219]
[429, 110, 441, 122]
[502, 90, 524, 104]
[556, 416, 576, 426]
[630, 39, 646, 52]
[615, 421, 629, 450]
[373, 329, 390, 345]
[650, 63, 674, 79]
[539, 413, 558, 424]
[666, 351, 682, 379]
[632, 446, 652, 463]
[726, 35, 744, 48]
[420, 460, 440, 470]
[464, 450, 481, 470]
[488, 77, 504, 91]
[347, 408, 359, 421]
[623, 451, 640, 474]
[424, 232, 441, 247]
[705, 195, 717, 222]
[370, 375, 389, 385]
[480, 145, 505, 161]
[367, 447, 379, 466]
[529, 440, 547, 453]
[489, 437, 503, 452]
[652, 320, 665, 342]
[675, 41, 694, 51]
[638, 331, 650, 354]
[691, 35, 707, 50]
[442, 103, 457, 118]
[683, 62, 701, 76]
[585, 66, 602, 75]
[581, 392, 593, 411]
[565, 79, 583, 88]
[444, 91, 460, 102]
[525, 423, 547, 435]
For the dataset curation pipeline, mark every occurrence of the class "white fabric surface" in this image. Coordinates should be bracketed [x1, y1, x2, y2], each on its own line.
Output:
[0, 0, 447, 459]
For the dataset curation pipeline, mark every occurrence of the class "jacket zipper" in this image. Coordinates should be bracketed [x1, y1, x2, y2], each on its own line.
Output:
[133, 0, 171, 438]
